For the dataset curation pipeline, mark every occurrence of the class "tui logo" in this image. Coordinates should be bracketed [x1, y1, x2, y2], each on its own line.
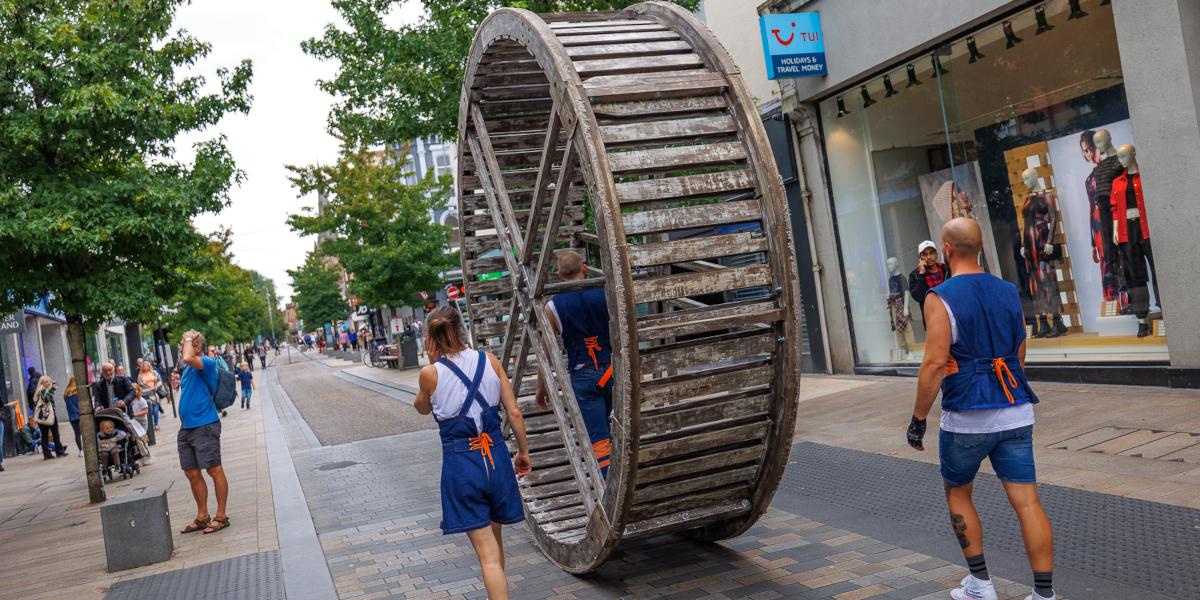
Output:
[771, 22, 819, 47]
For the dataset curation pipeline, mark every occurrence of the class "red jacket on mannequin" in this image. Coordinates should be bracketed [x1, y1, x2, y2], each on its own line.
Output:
[1110, 170, 1149, 243]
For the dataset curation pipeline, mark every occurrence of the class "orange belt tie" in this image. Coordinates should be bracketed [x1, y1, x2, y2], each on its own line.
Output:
[991, 357, 1019, 404]
[469, 432, 496, 469]
[584, 336, 613, 389]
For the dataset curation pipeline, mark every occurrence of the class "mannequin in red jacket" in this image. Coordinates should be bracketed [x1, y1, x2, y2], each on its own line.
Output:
[1110, 144, 1159, 337]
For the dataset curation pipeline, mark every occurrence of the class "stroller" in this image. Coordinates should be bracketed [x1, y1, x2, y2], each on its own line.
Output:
[95, 408, 148, 481]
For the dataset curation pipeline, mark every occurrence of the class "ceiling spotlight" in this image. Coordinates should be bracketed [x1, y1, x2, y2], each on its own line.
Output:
[1068, 0, 1088, 19]
[1035, 5, 1055, 35]
[836, 96, 849, 118]
[860, 85, 876, 108]
[906, 64, 922, 87]
[1003, 21, 1023, 48]
[967, 36, 985, 63]
[883, 75, 899, 98]
[931, 54, 949, 76]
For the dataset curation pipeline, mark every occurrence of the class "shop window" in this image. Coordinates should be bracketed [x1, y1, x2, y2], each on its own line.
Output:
[820, 0, 1166, 365]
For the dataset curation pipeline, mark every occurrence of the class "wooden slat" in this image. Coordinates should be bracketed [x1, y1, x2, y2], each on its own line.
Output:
[622, 199, 762, 235]
[633, 465, 757, 504]
[565, 40, 692, 60]
[526, 490, 582, 514]
[584, 71, 727, 101]
[641, 393, 770, 437]
[626, 232, 768, 267]
[522, 462, 573, 484]
[638, 422, 770, 464]
[543, 277, 606, 296]
[464, 276, 513, 297]
[592, 96, 727, 118]
[640, 331, 775, 373]
[639, 304, 781, 341]
[601, 115, 735, 145]
[462, 205, 585, 232]
[574, 53, 704, 77]
[472, 320, 509, 339]
[519, 478, 579, 500]
[630, 484, 751, 521]
[466, 299, 512, 319]
[615, 169, 755, 205]
[533, 503, 589, 524]
[637, 444, 763, 485]
[621, 499, 751, 540]
[548, 19, 655, 29]
[633, 263, 771, 303]
[542, 515, 589, 534]
[528, 446, 569, 467]
[552, 23, 666, 36]
[556, 30, 681, 47]
[608, 141, 746, 174]
[641, 364, 773, 407]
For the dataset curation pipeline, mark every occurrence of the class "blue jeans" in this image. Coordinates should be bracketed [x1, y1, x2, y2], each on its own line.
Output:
[0, 420, 5, 464]
[241, 388, 252, 408]
[939, 425, 1036, 486]
[570, 364, 613, 476]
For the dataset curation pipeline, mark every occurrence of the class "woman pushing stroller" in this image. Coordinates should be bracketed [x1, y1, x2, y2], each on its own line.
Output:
[414, 306, 532, 600]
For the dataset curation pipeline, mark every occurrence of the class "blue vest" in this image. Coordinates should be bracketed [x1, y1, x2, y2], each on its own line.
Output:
[554, 287, 612, 370]
[933, 273, 1039, 411]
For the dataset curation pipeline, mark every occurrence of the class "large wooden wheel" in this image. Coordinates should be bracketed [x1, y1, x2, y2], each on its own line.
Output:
[455, 1, 802, 573]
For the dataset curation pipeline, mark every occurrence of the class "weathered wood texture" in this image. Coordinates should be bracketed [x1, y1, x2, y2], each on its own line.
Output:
[455, 1, 801, 575]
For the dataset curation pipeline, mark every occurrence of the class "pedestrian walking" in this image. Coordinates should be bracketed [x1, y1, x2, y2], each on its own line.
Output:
[64, 377, 83, 456]
[907, 218, 1055, 600]
[236, 363, 254, 409]
[178, 330, 231, 536]
[0, 400, 14, 471]
[130, 382, 150, 433]
[535, 250, 613, 477]
[137, 361, 164, 432]
[414, 306, 531, 600]
[243, 344, 256, 372]
[32, 376, 68, 459]
[410, 320, 425, 357]
[25, 366, 42, 417]
[91, 363, 135, 413]
[258, 343, 267, 369]
[908, 240, 951, 314]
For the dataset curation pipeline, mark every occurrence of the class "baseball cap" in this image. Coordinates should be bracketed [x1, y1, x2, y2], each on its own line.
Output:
[917, 240, 937, 255]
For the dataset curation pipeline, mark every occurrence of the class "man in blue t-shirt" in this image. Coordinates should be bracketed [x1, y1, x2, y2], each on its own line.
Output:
[177, 330, 230, 535]
[236, 364, 254, 409]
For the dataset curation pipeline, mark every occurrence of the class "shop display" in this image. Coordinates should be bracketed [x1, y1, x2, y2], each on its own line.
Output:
[1110, 144, 1160, 337]
[1017, 168, 1068, 338]
[885, 257, 914, 359]
[917, 163, 1001, 275]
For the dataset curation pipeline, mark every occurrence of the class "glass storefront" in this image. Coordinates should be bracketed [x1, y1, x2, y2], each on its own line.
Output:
[820, 0, 1166, 365]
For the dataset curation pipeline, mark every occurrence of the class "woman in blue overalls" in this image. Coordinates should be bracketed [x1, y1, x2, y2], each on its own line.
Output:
[414, 306, 532, 600]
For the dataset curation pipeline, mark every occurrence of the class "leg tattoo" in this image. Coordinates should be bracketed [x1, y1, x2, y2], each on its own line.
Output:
[951, 514, 970, 549]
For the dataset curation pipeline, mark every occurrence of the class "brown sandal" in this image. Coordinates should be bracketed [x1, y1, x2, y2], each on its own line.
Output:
[181, 517, 210, 534]
[202, 516, 230, 534]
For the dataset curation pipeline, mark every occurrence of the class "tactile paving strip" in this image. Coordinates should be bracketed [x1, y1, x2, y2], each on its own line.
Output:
[106, 549, 284, 600]
[780, 442, 1200, 599]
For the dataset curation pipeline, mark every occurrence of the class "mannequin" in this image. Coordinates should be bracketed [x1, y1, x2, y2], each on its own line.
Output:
[1090, 129, 1129, 312]
[1081, 130, 1120, 303]
[886, 257, 914, 358]
[1019, 168, 1067, 338]
[1110, 144, 1159, 337]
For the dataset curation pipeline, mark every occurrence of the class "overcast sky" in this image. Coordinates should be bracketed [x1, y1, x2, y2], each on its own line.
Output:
[172, 0, 425, 303]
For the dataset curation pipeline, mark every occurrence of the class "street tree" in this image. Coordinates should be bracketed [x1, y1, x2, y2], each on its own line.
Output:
[287, 146, 455, 309]
[288, 252, 351, 332]
[303, 0, 700, 146]
[0, 1, 252, 501]
[250, 270, 286, 343]
[167, 232, 267, 347]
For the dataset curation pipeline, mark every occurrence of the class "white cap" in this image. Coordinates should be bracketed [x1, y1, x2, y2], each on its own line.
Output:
[918, 240, 937, 255]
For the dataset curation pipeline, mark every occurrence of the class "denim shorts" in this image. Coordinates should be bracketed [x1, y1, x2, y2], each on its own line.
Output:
[939, 425, 1036, 486]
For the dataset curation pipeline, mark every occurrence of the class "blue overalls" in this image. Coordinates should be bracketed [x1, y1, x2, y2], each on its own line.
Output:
[436, 351, 524, 535]
[553, 288, 613, 476]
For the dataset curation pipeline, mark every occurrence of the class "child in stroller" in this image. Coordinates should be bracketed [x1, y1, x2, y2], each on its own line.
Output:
[95, 408, 146, 480]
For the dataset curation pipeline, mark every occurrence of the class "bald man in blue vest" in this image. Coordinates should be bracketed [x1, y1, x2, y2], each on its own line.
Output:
[907, 218, 1056, 600]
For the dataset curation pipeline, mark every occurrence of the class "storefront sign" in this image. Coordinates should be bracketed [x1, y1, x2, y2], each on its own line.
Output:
[390, 318, 405, 335]
[0, 310, 25, 334]
[759, 13, 826, 79]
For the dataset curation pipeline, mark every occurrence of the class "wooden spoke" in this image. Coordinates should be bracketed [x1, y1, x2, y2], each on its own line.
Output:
[455, 2, 802, 573]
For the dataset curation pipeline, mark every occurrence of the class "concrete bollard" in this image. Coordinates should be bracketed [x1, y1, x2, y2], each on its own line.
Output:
[101, 488, 174, 572]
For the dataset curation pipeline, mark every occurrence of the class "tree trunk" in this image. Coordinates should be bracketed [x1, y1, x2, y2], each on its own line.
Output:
[66, 315, 105, 503]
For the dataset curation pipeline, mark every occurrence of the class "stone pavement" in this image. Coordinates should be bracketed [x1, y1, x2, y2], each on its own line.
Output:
[794, 375, 1200, 509]
[0, 366, 278, 599]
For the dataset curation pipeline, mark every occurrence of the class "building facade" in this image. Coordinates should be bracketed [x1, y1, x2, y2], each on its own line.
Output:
[714, 0, 1200, 384]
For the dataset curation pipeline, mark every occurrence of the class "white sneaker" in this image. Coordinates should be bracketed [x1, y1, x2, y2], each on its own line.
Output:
[1024, 593, 1055, 600]
[951, 575, 997, 600]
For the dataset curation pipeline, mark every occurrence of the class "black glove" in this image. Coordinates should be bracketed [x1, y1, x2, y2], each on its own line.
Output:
[907, 415, 927, 451]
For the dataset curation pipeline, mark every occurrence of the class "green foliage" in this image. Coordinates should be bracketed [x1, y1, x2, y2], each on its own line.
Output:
[288, 252, 350, 330]
[165, 232, 266, 345]
[303, 0, 700, 146]
[249, 270, 286, 341]
[0, 0, 253, 324]
[287, 147, 455, 308]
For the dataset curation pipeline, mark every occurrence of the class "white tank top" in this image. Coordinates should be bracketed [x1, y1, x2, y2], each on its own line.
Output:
[431, 349, 502, 433]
